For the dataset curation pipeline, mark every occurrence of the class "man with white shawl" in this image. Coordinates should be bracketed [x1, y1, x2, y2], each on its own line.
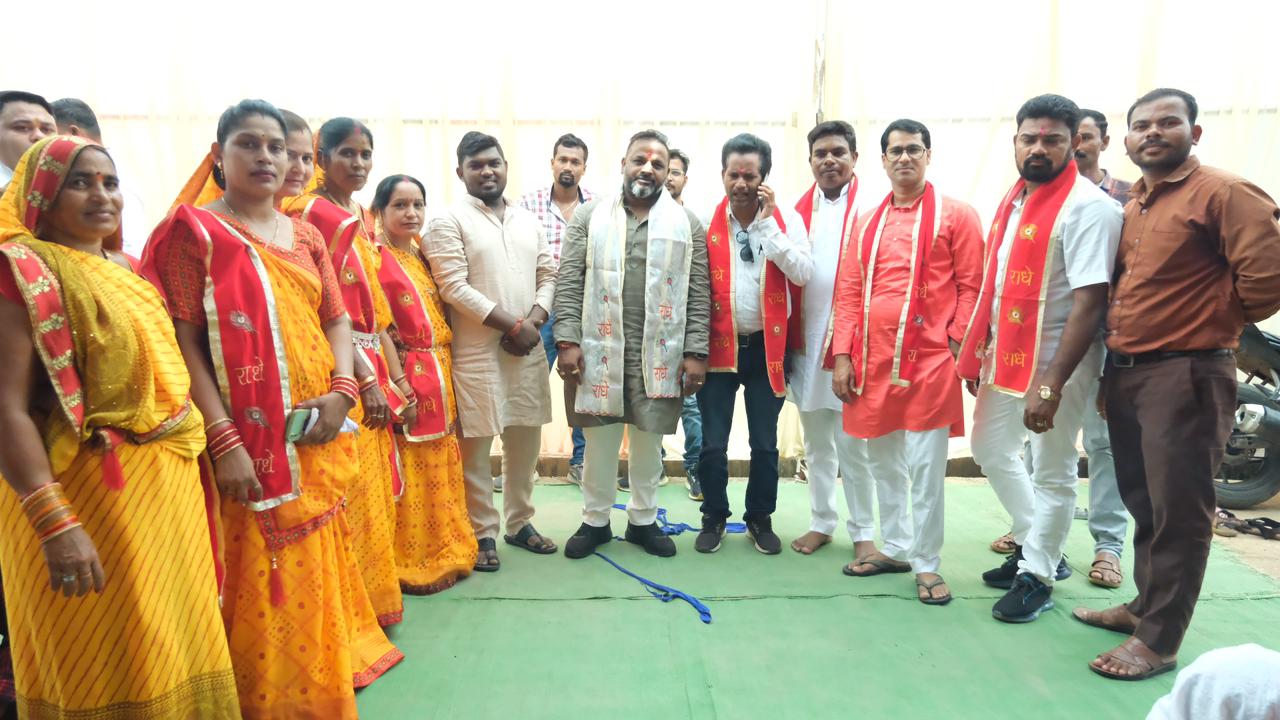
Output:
[553, 130, 710, 558]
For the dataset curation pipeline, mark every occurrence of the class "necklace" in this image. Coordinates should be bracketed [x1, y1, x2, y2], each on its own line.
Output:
[223, 198, 280, 246]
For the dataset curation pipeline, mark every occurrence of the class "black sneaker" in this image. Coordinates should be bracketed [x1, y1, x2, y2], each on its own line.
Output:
[564, 522, 612, 559]
[745, 515, 782, 555]
[686, 470, 703, 501]
[617, 474, 630, 492]
[992, 572, 1055, 623]
[1055, 556, 1073, 582]
[625, 522, 677, 557]
[982, 546, 1024, 588]
[695, 514, 726, 553]
[983, 548, 1071, 588]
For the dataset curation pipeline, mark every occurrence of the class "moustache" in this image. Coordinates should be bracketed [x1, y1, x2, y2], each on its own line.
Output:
[1140, 140, 1170, 151]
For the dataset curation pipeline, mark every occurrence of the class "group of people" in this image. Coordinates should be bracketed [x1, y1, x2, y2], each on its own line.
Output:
[0, 83, 1276, 719]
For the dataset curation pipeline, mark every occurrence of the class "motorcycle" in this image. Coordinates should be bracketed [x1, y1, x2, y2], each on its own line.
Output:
[1219, 323, 1280, 508]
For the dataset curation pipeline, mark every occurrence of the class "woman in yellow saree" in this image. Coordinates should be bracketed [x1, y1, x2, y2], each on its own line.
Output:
[280, 117, 405, 625]
[0, 136, 239, 719]
[371, 174, 478, 593]
[143, 100, 401, 719]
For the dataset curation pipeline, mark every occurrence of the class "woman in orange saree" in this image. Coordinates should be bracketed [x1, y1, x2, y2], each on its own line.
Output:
[280, 117, 405, 625]
[0, 136, 239, 719]
[371, 174, 478, 594]
[143, 100, 401, 719]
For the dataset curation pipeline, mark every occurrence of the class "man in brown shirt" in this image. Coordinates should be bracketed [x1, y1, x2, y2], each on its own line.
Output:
[1074, 88, 1280, 681]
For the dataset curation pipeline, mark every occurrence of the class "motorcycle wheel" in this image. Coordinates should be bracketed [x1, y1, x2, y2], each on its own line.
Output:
[1215, 383, 1280, 509]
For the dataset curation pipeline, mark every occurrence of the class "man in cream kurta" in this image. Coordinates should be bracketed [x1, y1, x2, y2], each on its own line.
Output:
[554, 131, 710, 559]
[425, 131, 558, 569]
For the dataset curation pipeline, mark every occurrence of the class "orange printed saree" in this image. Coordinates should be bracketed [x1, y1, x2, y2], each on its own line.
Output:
[282, 194, 404, 626]
[380, 241, 477, 593]
[143, 162, 402, 717]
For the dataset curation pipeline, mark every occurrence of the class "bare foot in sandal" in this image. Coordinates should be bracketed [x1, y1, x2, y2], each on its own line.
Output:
[1072, 604, 1139, 634]
[915, 572, 952, 605]
[790, 531, 832, 555]
[473, 538, 501, 572]
[1088, 551, 1123, 588]
[1090, 637, 1176, 680]
[843, 551, 911, 576]
[990, 532, 1017, 554]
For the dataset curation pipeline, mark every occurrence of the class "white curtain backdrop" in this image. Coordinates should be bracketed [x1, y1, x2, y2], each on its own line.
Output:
[7, 0, 1278, 462]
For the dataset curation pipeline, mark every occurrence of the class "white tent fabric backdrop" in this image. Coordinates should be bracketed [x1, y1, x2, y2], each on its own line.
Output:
[7, 0, 1278, 463]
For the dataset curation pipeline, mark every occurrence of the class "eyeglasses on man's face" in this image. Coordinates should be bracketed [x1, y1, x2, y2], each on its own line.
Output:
[885, 144, 927, 160]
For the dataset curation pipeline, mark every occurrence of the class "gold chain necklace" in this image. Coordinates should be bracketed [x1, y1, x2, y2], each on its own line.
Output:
[223, 198, 280, 246]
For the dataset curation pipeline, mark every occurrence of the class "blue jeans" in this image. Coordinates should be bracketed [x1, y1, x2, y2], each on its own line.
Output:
[679, 394, 702, 472]
[542, 311, 586, 466]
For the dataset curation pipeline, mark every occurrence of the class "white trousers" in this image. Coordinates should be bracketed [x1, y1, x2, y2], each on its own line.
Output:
[798, 408, 875, 541]
[971, 344, 1102, 585]
[865, 427, 950, 574]
[582, 424, 664, 528]
[460, 425, 541, 540]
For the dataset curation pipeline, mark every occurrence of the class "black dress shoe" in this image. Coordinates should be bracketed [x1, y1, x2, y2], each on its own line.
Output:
[695, 514, 726, 553]
[564, 522, 612, 559]
[745, 514, 782, 555]
[992, 572, 1054, 623]
[625, 522, 677, 557]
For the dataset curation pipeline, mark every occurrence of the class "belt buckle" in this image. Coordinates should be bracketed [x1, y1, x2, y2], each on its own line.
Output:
[1112, 353, 1135, 368]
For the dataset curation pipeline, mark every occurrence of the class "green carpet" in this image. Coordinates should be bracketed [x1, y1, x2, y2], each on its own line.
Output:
[357, 482, 1280, 719]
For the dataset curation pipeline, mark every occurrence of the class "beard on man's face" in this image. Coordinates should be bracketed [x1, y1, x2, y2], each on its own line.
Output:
[1019, 154, 1070, 183]
[556, 171, 576, 188]
[626, 178, 659, 199]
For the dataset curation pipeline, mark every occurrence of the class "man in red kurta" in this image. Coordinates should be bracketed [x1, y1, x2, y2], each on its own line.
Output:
[832, 119, 983, 605]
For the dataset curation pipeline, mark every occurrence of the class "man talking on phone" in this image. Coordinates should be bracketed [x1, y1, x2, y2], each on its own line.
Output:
[696, 133, 813, 555]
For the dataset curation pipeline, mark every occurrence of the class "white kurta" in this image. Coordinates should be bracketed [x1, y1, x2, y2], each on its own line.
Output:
[425, 195, 556, 438]
[788, 184, 849, 413]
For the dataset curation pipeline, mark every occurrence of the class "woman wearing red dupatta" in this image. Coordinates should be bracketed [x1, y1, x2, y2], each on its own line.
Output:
[0, 136, 239, 718]
[143, 100, 401, 719]
[280, 117, 406, 625]
[371, 174, 478, 594]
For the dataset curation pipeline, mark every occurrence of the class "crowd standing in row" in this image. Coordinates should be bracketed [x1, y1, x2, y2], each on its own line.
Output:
[0, 85, 1277, 719]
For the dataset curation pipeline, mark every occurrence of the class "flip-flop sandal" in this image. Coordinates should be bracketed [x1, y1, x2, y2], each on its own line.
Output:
[1087, 557, 1124, 589]
[916, 576, 952, 606]
[504, 524, 558, 555]
[1246, 517, 1280, 540]
[1071, 606, 1137, 635]
[1089, 639, 1177, 681]
[990, 533, 1017, 554]
[1215, 509, 1248, 536]
[842, 555, 911, 577]
[473, 538, 500, 573]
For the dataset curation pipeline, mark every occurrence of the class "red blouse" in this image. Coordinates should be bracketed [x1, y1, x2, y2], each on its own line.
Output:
[152, 214, 346, 325]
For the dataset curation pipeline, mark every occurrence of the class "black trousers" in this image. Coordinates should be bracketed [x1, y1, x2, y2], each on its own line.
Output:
[697, 334, 785, 521]
[1105, 353, 1236, 656]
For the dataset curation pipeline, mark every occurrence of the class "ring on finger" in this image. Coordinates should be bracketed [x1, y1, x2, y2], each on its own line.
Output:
[61, 574, 77, 584]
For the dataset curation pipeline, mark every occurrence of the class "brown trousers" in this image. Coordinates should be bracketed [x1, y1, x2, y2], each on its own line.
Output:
[1104, 353, 1236, 656]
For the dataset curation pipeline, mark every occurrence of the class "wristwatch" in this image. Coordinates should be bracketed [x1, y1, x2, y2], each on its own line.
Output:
[1037, 385, 1061, 402]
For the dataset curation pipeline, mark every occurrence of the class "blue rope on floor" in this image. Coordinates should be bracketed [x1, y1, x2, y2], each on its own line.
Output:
[592, 550, 713, 624]
[610, 504, 746, 536]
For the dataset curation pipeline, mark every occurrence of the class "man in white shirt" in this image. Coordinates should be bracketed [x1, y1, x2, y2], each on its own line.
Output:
[787, 121, 875, 558]
[959, 94, 1123, 623]
[51, 98, 150, 258]
[425, 131, 559, 571]
[695, 133, 813, 555]
[0, 91, 56, 192]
